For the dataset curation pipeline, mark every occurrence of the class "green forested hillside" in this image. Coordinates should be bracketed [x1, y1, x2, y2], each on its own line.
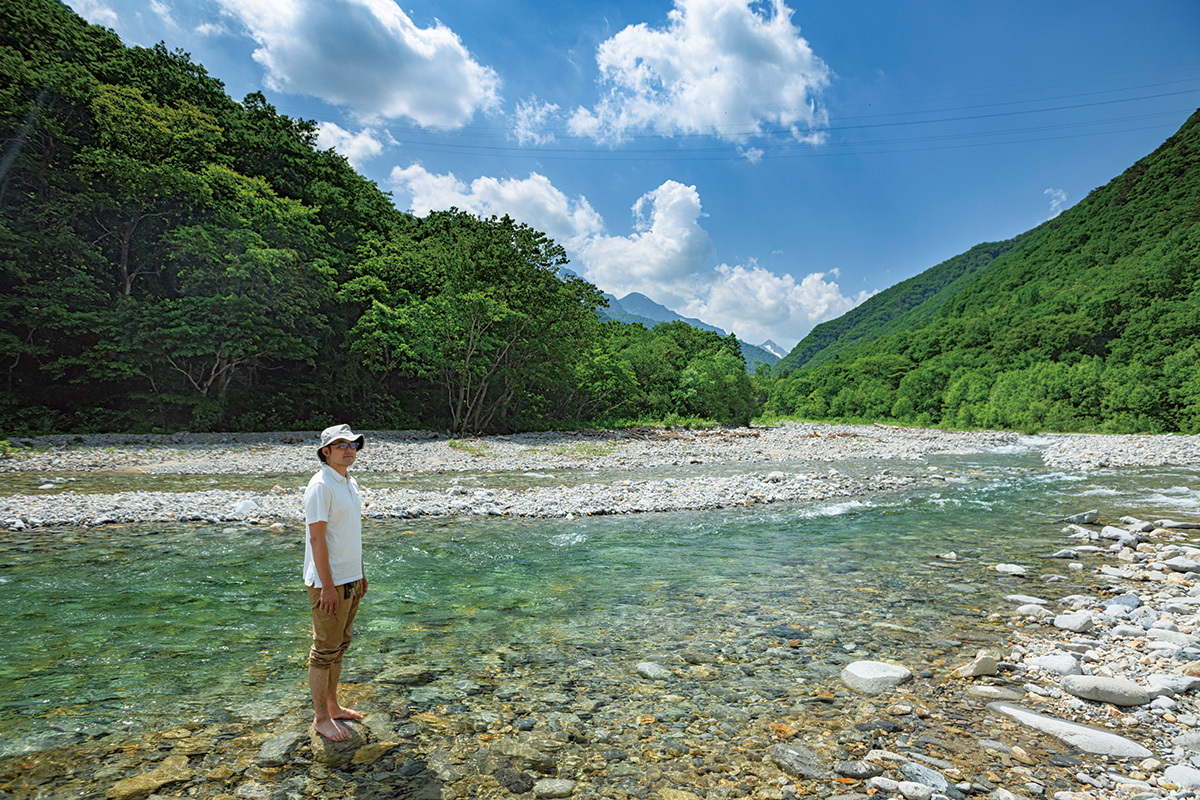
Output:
[0, 0, 755, 434]
[775, 234, 1035, 371]
[766, 109, 1200, 433]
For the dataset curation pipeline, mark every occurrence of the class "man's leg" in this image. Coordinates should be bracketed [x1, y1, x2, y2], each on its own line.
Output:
[308, 582, 358, 741]
[326, 581, 364, 721]
[310, 665, 349, 741]
[326, 660, 363, 721]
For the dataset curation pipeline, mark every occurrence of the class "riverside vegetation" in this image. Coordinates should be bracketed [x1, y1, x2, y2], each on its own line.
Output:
[765, 109, 1200, 435]
[0, 0, 753, 438]
[4, 1, 1200, 441]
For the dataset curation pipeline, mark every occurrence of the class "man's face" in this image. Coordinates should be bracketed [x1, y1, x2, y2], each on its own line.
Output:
[323, 439, 358, 469]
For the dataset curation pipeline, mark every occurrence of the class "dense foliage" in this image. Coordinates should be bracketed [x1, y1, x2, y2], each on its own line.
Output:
[0, 0, 756, 434]
[766, 109, 1200, 434]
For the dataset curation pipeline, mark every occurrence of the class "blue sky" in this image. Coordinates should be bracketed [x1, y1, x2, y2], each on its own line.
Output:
[67, 0, 1200, 349]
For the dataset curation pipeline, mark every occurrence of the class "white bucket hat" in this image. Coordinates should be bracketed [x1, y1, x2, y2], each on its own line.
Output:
[317, 424, 365, 462]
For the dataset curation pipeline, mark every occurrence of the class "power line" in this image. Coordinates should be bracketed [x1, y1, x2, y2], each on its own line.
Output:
[391, 108, 1195, 163]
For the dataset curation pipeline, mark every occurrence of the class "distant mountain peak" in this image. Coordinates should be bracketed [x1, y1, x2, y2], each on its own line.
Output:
[596, 289, 780, 373]
[758, 340, 786, 359]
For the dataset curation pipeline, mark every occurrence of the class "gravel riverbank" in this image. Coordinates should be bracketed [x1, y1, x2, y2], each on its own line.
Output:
[4, 422, 1200, 529]
[0, 422, 1116, 529]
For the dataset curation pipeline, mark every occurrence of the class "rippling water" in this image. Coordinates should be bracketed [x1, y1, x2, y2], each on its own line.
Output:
[1, 447, 1197, 757]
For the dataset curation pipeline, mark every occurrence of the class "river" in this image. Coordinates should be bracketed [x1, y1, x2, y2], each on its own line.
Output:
[1, 445, 1197, 761]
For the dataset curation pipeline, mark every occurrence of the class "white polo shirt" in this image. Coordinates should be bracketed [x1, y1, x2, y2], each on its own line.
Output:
[303, 463, 363, 588]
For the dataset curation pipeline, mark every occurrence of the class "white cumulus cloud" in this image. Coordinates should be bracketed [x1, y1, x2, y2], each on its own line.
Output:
[577, 181, 714, 303]
[214, 0, 501, 127]
[316, 122, 388, 168]
[569, 0, 830, 143]
[685, 263, 875, 348]
[390, 165, 604, 248]
[388, 165, 868, 347]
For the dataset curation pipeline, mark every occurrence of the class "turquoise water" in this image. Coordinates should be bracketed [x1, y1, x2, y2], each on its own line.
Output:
[0, 449, 1197, 757]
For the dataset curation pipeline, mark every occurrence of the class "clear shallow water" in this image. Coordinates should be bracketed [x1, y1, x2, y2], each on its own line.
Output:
[0, 450, 1197, 757]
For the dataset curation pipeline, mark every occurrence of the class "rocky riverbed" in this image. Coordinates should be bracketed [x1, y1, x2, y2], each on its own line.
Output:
[2, 423, 1200, 800]
[6, 507, 1200, 800]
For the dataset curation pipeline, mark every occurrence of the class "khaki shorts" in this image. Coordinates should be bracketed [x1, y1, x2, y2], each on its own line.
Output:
[307, 579, 362, 670]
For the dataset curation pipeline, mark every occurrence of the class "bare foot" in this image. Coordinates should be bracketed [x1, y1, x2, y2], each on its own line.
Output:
[330, 704, 363, 721]
[314, 718, 350, 741]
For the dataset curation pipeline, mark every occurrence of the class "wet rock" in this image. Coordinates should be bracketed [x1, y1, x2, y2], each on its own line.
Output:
[987, 702, 1152, 758]
[533, 778, 576, 797]
[106, 754, 193, 800]
[953, 650, 998, 678]
[1060, 675, 1152, 706]
[840, 660, 912, 694]
[966, 685, 1023, 701]
[1060, 510, 1099, 524]
[900, 762, 962, 799]
[376, 664, 439, 685]
[835, 760, 884, 779]
[255, 731, 303, 766]
[994, 564, 1027, 575]
[352, 741, 399, 765]
[232, 780, 272, 799]
[654, 790, 704, 800]
[636, 661, 674, 681]
[309, 721, 368, 767]
[491, 739, 558, 774]
[494, 768, 535, 794]
[767, 742, 831, 779]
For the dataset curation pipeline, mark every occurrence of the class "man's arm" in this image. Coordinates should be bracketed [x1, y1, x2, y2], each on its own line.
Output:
[308, 520, 340, 614]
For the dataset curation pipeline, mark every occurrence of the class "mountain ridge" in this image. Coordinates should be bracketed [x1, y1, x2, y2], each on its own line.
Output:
[766, 108, 1200, 433]
[600, 292, 780, 373]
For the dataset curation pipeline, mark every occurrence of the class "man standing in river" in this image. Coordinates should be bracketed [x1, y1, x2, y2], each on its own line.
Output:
[304, 423, 367, 741]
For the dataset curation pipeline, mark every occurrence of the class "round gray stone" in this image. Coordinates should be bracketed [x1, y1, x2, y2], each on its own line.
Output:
[840, 660, 912, 694]
[533, 778, 576, 798]
[1059, 675, 1152, 706]
[1024, 653, 1082, 676]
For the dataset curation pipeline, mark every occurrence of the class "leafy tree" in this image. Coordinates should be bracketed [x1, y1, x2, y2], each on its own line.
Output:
[344, 211, 605, 433]
[679, 348, 755, 426]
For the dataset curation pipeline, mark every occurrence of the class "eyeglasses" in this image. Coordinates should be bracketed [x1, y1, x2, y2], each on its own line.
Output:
[329, 441, 361, 451]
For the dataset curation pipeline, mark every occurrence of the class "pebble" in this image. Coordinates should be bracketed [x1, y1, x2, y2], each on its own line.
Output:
[840, 660, 913, 694]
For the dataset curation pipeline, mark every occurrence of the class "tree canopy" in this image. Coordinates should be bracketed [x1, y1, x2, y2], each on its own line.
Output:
[0, 0, 757, 435]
